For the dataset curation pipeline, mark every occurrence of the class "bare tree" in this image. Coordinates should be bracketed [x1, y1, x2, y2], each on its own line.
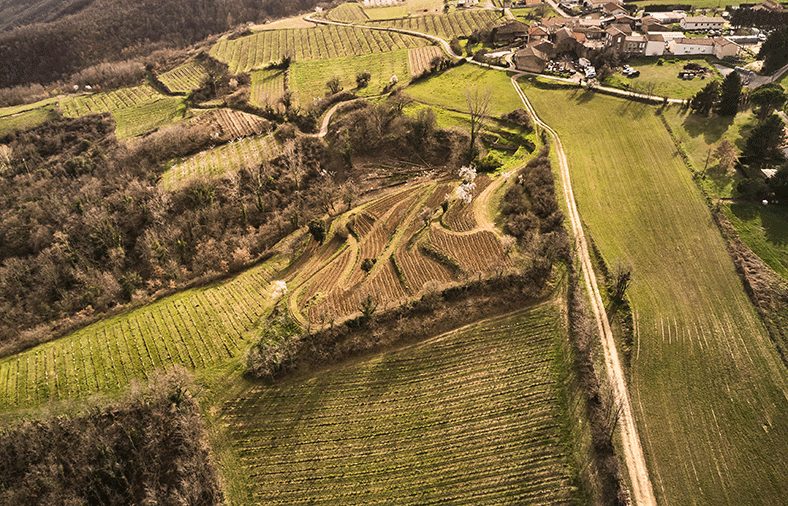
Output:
[281, 140, 307, 190]
[713, 139, 738, 174]
[466, 87, 491, 161]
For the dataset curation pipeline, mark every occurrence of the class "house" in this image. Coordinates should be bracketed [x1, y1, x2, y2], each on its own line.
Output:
[583, 0, 616, 10]
[622, 34, 647, 54]
[605, 25, 627, 48]
[712, 37, 739, 58]
[752, 0, 784, 12]
[640, 16, 671, 33]
[645, 33, 666, 56]
[650, 11, 685, 24]
[514, 45, 549, 72]
[528, 24, 550, 42]
[612, 13, 639, 28]
[680, 16, 725, 31]
[494, 20, 530, 42]
[532, 39, 557, 57]
[602, 2, 627, 16]
[668, 37, 715, 55]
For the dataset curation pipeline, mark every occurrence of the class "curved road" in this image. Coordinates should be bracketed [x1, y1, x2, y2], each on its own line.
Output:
[511, 73, 657, 506]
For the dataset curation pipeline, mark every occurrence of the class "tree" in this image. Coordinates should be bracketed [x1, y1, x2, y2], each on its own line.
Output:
[355, 71, 371, 89]
[758, 25, 788, 74]
[465, 88, 491, 162]
[713, 140, 738, 174]
[750, 84, 786, 119]
[307, 219, 326, 244]
[716, 71, 742, 116]
[742, 114, 786, 170]
[326, 77, 342, 95]
[690, 80, 720, 115]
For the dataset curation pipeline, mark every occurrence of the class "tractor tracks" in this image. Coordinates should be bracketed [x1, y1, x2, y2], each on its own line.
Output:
[511, 74, 657, 506]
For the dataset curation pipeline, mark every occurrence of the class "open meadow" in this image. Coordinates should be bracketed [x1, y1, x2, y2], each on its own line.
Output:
[0, 103, 56, 136]
[218, 303, 580, 505]
[210, 26, 427, 74]
[602, 57, 719, 100]
[520, 78, 788, 505]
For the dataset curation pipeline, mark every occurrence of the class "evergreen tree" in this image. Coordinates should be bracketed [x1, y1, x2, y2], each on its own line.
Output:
[743, 114, 786, 169]
[716, 71, 742, 116]
[690, 81, 720, 115]
[758, 25, 788, 74]
[750, 84, 786, 119]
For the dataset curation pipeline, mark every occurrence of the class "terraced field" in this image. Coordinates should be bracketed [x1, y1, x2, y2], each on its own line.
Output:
[220, 303, 578, 505]
[327, 2, 369, 22]
[362, 0, 444, 20]
[59, 85, 184, 138]
[210, 26, 427, 74]
[193, 108, 270, 140]
[0, 256, 285, 410]
[160, 134, 278, 190]
[408, 45, 444, 76]
[290, 49, 410, 104]
[370, 9, 506, 39]
[520, 79, 788, 505]
[250, 69, 286, 109]
[285, 180, 510, 324]
[158, 60, 209, 94]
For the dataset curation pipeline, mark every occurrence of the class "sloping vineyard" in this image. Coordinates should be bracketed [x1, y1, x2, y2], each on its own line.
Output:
[407, 45, 444, 77]
[0, 257, 285, 409]
[221, 304, 576, 505]
[210, 26, 427, 74]
[157, 60, 209, 94]
[160, 135, 278, 190]
[250, 69, 286, 109]
[370, 9, 506, 39]
[59, 84, 184, 138]
[193, 108, 270, 140]
[327, 2, 370, 22]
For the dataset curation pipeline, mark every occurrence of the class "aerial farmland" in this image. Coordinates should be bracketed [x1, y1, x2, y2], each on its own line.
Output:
[0, 0, 786, 505]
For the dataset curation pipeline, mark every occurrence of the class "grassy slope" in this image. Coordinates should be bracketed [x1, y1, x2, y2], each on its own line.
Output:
[363, 0, 444, 20]
[602, 57, 718, 100]
[290, 49, 411, 104]
[663, 107, 788, 278]
[406, 64, 523, 117]
[520, 80, 788, 505]
[217, 303, 580, 505]
[0, 106, 55, 136]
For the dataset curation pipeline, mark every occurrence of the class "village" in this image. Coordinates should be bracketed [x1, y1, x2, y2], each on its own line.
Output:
[481, 0, 786, 85]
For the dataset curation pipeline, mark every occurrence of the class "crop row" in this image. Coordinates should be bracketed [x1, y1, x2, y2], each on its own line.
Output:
[327, 2, 370, 22]
[160, 134, 278, 190]
[157, 60, 209, 93]
[210, 25, 427, 73]
[222, 305, 575, 504]
[196, 108, 270, 140]
[59, 84, 160, 116]
[250, 69, 286, 108]
[370, 9, 505, 39]
[0, 259, 283, 410]
[407, 45, 443, 76]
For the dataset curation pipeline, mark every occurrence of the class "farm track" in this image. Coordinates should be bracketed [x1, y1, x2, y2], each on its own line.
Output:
[511, 75, 657, 505]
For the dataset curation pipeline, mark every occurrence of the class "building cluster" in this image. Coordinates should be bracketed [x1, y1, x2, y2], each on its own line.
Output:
[498, 1, 741, 73]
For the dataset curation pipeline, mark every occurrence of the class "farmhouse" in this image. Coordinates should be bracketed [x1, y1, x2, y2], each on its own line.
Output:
[528, 24, 550, 42]
[668, 37, 714, 55]
[622, 34, 647, 54]
[680, 16, 725, 31]
[494, 20, 530, 42]
[752, 0, 784, 12]
[711, 37, 739, 58]
[645, 33, 666, 56]
[514, 45, 549, 72]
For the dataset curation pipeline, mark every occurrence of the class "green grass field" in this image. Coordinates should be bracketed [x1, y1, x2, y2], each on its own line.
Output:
[290, 49, 410, 104]
[520, 79, 788, 505]
[724, 202, 788, 279]
[0, 256, 285, 410]
[603, 58, 719, 100]
[406, 64, 523, 117]
[0, 105, 56, 136]
[369, 9, 505, 39]
[218, 303, 580, 504]
[59, 85, 185, 138]
[210, 26, 427, 74]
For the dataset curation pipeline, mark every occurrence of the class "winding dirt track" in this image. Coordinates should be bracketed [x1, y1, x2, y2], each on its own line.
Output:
[511, 74, 657, 506]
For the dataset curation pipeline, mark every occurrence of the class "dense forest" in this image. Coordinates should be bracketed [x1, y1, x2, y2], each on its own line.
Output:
[0, 0, 326, 87]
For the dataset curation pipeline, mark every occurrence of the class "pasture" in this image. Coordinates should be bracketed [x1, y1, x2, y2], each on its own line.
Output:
[289, 49, 410, 104]
[602, 57, 719, 100]
[0, 104, 55, 136]
[219, 303, 580, 505]
[210, 26, 427, 74]
[370, 9, 506, 39]
[520, 79, 788, 505]
[157, 60, 209, 94]
[160, 134, 278, 190]
[0, 256, 286, 410]
[59, 85, 184, 138]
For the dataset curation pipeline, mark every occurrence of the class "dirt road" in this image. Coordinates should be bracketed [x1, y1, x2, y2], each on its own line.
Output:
[511, 74, 657, 506]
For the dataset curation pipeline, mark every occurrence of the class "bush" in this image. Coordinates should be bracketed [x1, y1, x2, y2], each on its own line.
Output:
[246, 313, 302, 379]
[356, 71, 371, 89]
[475, 152, 503, 172]
[361, 257, 376, 272]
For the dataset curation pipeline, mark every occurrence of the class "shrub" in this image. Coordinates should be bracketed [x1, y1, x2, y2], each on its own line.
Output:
[476, 152, 503, 173]
[361, 257, 376, 272]
[356, 71, 371, 89]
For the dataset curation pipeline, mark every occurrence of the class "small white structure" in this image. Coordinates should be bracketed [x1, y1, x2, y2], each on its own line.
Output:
[668, 37, 714, 55]
[680, 16, 725, 31]
[649, 11, 686, 24]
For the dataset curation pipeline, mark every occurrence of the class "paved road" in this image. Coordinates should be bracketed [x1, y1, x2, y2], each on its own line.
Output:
[511, 73, 658, 506]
